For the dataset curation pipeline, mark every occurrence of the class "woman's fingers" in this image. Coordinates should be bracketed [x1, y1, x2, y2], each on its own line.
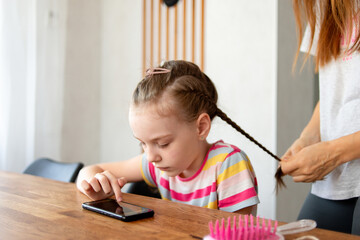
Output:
[293, 175, 312, 183]
[280, 157, 298, 175]
[291, 143, 304, 155]
[282, 142, 334, 182]
[281, 147, 293, 160]
[282, 139, 305, 159]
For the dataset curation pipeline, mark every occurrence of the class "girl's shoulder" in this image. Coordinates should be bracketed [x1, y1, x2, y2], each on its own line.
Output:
[210, 140, 252, 162]
[209, 140, 243, 156]
[206, 140, 249, 167]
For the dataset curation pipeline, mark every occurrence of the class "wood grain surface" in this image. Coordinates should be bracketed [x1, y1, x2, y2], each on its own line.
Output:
[0, 171, 359, 240]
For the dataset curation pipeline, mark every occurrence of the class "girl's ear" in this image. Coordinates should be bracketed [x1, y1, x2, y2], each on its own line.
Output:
[196, 113, 211, 140]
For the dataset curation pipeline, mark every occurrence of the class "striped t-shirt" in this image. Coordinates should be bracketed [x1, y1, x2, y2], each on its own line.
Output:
[141, 140, 259, 212]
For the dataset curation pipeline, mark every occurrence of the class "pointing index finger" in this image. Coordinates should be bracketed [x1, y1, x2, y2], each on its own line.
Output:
[102, 171, 123, 202]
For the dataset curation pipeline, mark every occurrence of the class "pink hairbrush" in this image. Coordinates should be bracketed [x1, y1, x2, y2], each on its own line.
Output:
[204, 215, 316, 240]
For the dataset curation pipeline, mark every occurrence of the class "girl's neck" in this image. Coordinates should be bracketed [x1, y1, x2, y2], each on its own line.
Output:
[178, 141, 212, 179]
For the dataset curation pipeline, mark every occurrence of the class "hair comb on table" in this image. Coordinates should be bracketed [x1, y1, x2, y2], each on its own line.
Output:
[204, 215, 317, 240]
[204, 215, 282, 240]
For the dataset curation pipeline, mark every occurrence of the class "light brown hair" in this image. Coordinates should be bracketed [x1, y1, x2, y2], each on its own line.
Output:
[293, 0, 360, 71]
[133, 60, 284, 187]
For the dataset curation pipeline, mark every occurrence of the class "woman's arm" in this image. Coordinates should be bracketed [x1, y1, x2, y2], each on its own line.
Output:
[282, 130, 360, 183]
[76, 155, 144, 201]
[281, 101, 360, 182]
[281, 101, 320, 161]
[334, 130, 360, 166]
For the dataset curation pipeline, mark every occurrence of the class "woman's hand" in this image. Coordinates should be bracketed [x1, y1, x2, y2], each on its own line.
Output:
[79, 170, 127, 202]
[281, 141, 341, 183]
[282, 137, 311, 161]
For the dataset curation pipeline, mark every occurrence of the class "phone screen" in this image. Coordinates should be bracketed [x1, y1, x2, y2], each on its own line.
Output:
[82, 199, 154, 221]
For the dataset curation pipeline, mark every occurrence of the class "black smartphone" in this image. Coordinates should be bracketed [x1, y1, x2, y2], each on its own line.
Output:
[82, 199, 154, 222]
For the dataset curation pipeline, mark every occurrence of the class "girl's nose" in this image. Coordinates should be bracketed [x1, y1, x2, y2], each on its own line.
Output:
[146, 147, 161, 163]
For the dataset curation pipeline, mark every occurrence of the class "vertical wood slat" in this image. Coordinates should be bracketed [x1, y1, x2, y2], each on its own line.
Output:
[166, 7, 169, 60]
[191, 0, 195, 63]
[158, 0, 162, 64]
[183, 0, 186, 60]
[174, 4, 178, 60]
[150, 0, 154, 67]
[200, 0, 204, 70]
[143, 0, 205, 71]
[142, 0, 146, 74]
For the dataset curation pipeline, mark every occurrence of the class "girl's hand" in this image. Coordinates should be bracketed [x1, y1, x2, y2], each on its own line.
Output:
[80, 170, 127, 202]
[281, 141, 340, 183]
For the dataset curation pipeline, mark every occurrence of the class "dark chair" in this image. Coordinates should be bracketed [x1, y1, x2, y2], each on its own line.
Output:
[124, 180, 161, 199]
[23, 158, 84, 183]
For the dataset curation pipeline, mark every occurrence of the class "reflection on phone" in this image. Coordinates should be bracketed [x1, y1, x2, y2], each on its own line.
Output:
[115, 205, 124, 215]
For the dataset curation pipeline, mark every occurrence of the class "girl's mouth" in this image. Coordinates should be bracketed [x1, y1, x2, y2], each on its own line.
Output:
[157, 167, 170, 171]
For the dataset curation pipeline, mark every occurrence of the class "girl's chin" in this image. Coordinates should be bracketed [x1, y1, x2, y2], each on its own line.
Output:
[162, 169, 181, 177]
[157, 167, 188, 178]
[164, 171, 179, 177]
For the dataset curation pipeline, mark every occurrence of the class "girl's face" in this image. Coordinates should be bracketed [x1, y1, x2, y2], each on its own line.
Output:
[129, 103, 205, 179]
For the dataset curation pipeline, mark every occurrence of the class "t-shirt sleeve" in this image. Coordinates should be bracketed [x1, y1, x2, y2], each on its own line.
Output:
[216, 150, 259, 212]
[140, 154, 158, 188]
[300, 24, 319, 56]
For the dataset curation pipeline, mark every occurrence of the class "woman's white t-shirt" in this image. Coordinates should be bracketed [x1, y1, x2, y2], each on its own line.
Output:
[301, 25, 360, 200]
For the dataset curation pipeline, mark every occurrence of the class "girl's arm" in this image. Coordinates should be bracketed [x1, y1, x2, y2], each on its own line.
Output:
[76, 155, 144, 202]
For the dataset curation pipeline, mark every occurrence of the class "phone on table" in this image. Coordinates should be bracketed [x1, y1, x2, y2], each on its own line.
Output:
[82, 199, 154, 222]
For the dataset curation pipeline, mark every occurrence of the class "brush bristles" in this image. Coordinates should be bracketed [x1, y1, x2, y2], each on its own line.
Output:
[208, 215, 280, 240]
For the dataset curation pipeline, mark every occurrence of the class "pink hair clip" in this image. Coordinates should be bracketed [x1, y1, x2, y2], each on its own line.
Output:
[145, 67, 171, 76]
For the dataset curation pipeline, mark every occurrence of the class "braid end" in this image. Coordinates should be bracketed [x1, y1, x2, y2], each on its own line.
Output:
[275, 167, 286, 193]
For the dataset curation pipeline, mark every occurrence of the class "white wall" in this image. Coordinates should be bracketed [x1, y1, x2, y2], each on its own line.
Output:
[61, 0, 101, 165]
[205, 0, 278, 219]
[100, 0, 143, 163]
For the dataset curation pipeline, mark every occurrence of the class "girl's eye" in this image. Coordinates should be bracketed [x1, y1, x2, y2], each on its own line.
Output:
[158, 143, 169, 148]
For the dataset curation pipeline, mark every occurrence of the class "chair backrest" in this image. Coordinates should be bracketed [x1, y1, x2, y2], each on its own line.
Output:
[23, 158, 84, 183]
[124, 180, 161, 199]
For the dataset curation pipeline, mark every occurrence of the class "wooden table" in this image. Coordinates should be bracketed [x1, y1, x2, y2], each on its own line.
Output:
[0, 171, 359, 240]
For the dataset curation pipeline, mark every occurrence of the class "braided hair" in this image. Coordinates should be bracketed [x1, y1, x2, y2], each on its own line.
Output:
[132, 60, 285, 189]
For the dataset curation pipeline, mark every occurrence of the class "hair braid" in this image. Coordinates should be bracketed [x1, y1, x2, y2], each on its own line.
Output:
[216, 108, 286, 190]
[215, 108, 280, 161]
[192, 90, 286, 189]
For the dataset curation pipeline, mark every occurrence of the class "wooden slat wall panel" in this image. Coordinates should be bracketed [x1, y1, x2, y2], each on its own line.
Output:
[142, 0, 205, 73]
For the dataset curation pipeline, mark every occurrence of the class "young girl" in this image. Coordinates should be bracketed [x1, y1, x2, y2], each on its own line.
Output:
[77, 60, 277, 215]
